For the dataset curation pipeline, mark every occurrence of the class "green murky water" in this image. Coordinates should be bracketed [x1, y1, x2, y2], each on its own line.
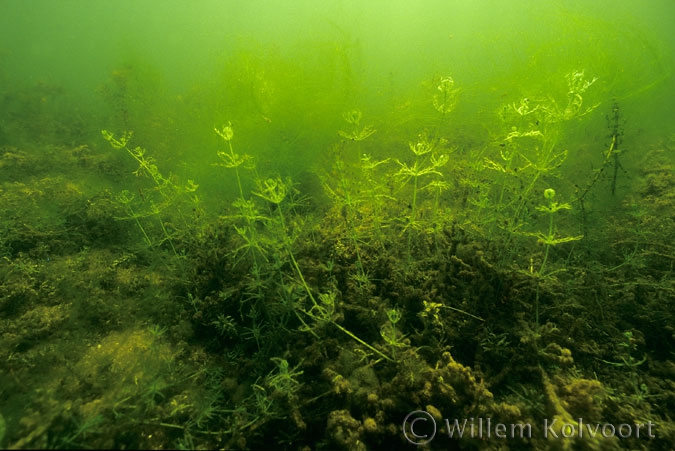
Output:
[1, 1, 673, 449]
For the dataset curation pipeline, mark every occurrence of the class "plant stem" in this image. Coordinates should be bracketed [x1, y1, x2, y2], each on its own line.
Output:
[406, 154, 420, 263]
[333, 322, 393, 362]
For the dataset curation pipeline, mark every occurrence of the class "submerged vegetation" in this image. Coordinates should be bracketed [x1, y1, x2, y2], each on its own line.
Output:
[1, 2, 674, 449]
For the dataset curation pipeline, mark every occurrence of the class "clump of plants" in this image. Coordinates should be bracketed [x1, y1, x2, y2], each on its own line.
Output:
[102, 130, 201, 257]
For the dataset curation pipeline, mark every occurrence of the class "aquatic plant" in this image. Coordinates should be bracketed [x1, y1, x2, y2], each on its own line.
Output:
[337, 109, 376, 146]
[532, 188, 583, 275]
[214, 122, 254, 199]
[423, 179, 452, 255]
[253, 176, 312, 301]
[575, 101, 626, 237]
[379, 307, 407, 360]
[264, 357, 304, 397]
[213, 121, 276, 322]
[297, 287, 393, 362]
[431, 76, 459, 137]
[102, 130, 199, 256]
[115, 189, 152, 247]
[481, 70, 598, 264]
[527, 188, 583, 325]
[546, 70, 599, 122]
[393, 133, 449, 262]
[326, 110, 384, 288]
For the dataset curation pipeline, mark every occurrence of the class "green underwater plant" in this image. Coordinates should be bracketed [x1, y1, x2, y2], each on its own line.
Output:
[433, 76, 459, 115]
[480, 70, 599, 262]
[526, 188, 583, 326]
[115, 189, 153, 247]
[297, 287, 393, 362]
[423, 179, 452, 255]
[213, 121, 276, 319]
[394, 134, 449, 262]
[431, 76, 459, 137]
[532, 188, 583, 276]
[214, 122, 254, 199]
[252, 176, 313, 302]
[337, 109, 376, 144]
[379, 307, 407, 361]
[575, 101, 626, 236]
[325, 110, 386, 289]
[547, 70, 600, 122]
[263, 357, 304, 398]
[102, 130, 199, 256]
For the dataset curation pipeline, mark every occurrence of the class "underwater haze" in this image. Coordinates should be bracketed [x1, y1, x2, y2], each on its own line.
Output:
[1, 1, 672, 175]
[1, 0, 674, 449]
